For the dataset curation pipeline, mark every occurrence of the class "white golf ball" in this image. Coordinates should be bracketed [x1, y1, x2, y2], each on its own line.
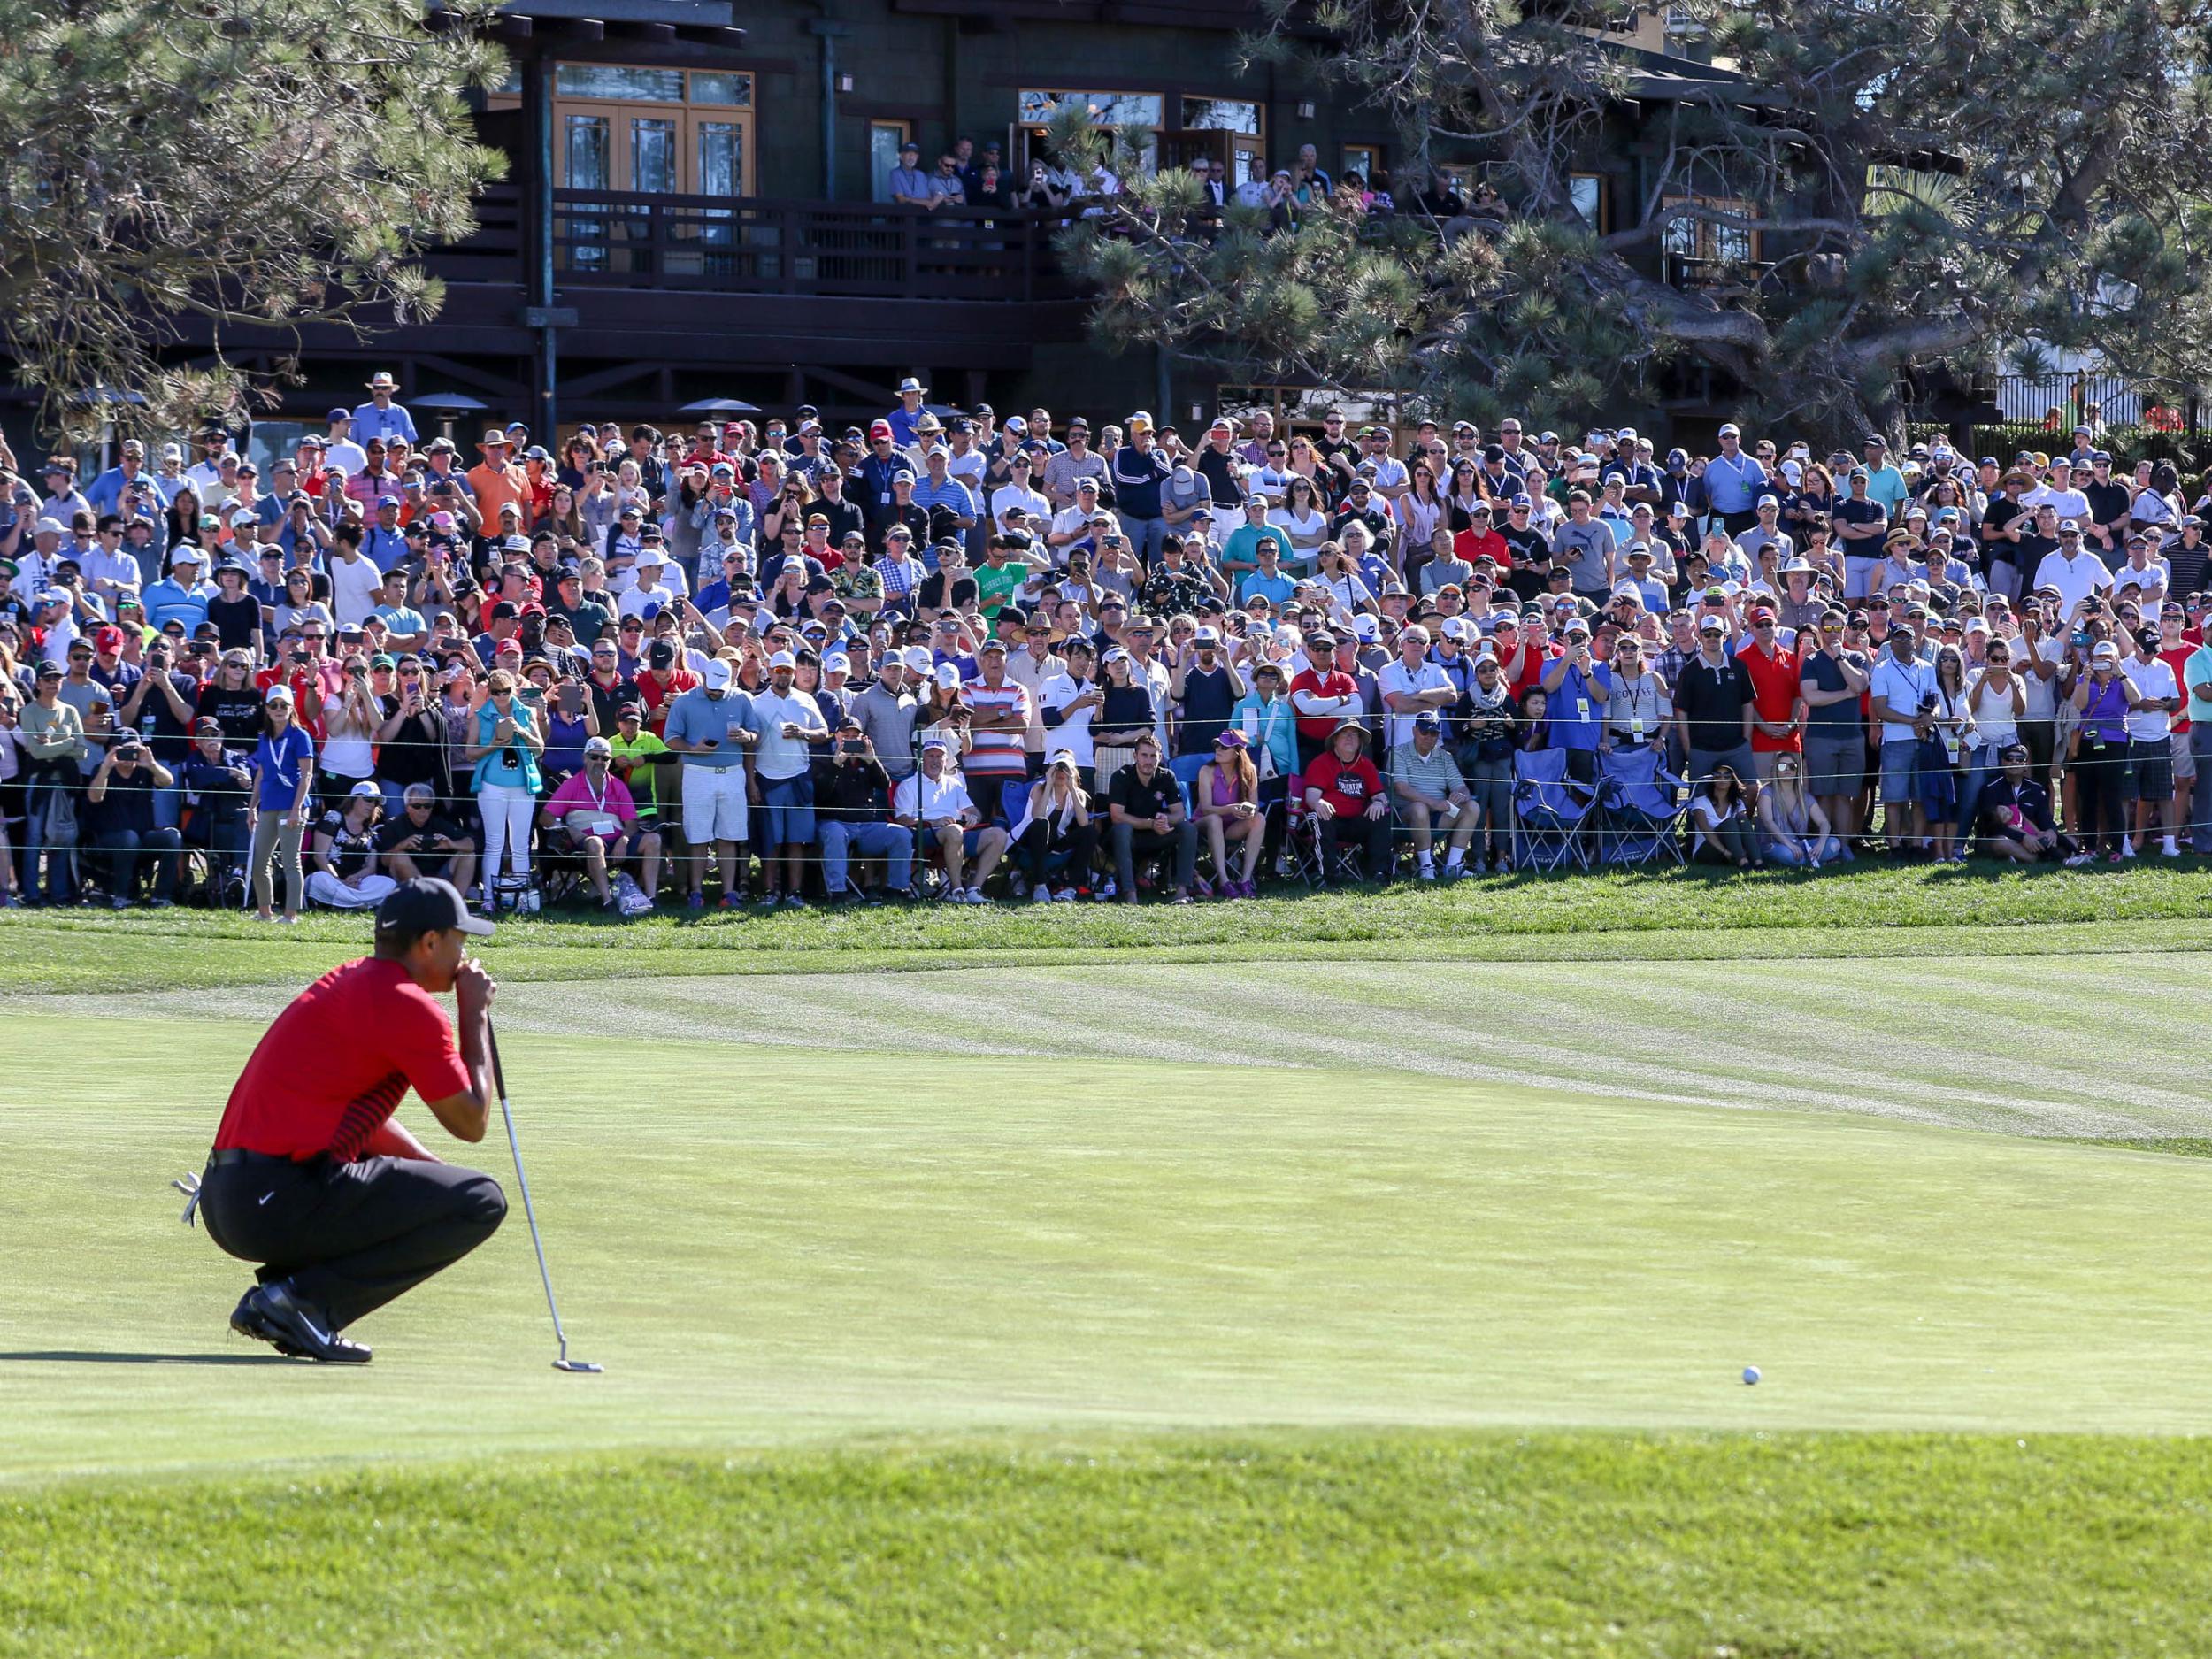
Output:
[1742, 1366, 1762, 1386]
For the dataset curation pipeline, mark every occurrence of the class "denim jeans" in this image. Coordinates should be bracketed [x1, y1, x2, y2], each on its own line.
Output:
[819, 819, 911, 895]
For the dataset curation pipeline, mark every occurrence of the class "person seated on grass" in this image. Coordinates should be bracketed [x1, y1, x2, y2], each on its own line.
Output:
[307, 780, 400, 910]
[543, 735, 659, 913]
[1688, 763, 1763, 869]
[1011, 749, 1100, 902]
[893, 733, 1007, 903]
[377, 783, 480, 900]
[1975, 741, 2078, 863]
[1756, 753, 1843, 868]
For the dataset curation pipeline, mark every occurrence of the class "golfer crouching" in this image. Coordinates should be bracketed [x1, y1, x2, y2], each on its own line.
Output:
[199, 877, 507, 1363]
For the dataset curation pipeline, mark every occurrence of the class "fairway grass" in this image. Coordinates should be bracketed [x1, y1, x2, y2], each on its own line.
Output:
[9, 1433, 2212, 1658]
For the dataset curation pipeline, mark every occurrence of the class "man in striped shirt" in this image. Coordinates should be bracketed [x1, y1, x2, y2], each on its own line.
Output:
[963, 637, 1035, 826]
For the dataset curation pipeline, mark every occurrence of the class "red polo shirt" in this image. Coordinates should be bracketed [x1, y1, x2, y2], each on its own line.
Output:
[1740, 640, 1803, 753]
[1289, 666, 1358, 743]
[213, 958, 469, 1163]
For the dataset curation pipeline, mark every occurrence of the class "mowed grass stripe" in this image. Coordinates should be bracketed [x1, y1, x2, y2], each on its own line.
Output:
[40, 951, 2209, 1138]
[12, 1003, 2212, 1481]
[7, 1434, 2212, 1658]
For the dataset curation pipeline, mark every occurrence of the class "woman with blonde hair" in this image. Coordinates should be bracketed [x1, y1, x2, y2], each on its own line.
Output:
[1757, 753, 1841, 867]
[1194, 727, 1264, 897]
[1011, 750, 1098, 901]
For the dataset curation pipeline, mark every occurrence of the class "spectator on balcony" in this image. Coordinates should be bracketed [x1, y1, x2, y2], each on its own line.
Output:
[1018, 158, 1071, 211]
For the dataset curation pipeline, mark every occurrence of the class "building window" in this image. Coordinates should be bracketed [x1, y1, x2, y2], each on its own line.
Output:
[1341, 145, 1384, 189]
[1018, 89, 1167, 129]
[1018, 88, 1166, 176]
[1569, 172, 1608, 232]
[547, 66, 756, 196]
[1182, 97, 1261, 135]
[1660, 193, 1755, 265]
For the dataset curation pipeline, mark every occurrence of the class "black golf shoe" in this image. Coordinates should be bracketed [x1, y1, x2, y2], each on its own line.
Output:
[232, 1282, 372, 1363]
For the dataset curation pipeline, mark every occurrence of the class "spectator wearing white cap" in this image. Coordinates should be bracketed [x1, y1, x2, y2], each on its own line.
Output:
[1377, 624, 1455, 757]
[2070, 639, 2140, 861]
[543, 737, 658, 912]
[893, 733, 1007, 902]
[750, 649, 829, 906]
[1388, 711, 1476, 880]
[960, 637, 1034, 827]
[617, 548, 680, 625]
[249, 682, 317, 923]
[662, 654, 758, 908]
[2032, 521, 2115, 615]
[306, 781, 398, 910]
[142, 545, 216, 634]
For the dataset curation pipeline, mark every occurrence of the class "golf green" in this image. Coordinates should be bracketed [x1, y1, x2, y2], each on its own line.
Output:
[8, 952, 2212, 1485]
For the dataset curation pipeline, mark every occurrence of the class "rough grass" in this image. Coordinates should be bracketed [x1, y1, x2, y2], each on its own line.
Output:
[7, 1433, 2212, 1658]
[2, 859, 2209, 994]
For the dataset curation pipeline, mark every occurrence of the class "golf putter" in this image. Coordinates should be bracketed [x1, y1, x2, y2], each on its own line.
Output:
[488, 1019, 603, 1373]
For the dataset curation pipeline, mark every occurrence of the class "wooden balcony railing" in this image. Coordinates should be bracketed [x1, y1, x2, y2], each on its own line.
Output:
[428, 183, 1084, 303]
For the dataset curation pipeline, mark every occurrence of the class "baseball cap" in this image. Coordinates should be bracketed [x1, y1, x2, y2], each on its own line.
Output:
[375, 876, 494, 944]
[767, 649, 798, 670]
[700, 657, 733, 687]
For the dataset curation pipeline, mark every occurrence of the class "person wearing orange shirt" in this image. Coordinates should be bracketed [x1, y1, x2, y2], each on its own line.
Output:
[465, 429, 528, 528]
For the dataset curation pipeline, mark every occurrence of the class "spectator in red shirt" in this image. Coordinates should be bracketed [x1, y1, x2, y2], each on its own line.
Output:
[1302, 718, 1394, 884]
[1288, 632, 1360, 772]
[196, 878, 506, 1364]
[634, 639, 701, 736]
[1453, 503, 1509, 571]
[1739, 606, 1806, 780]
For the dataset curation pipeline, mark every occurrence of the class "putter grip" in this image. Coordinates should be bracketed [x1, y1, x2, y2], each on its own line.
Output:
[487, 1018, 507, 1099]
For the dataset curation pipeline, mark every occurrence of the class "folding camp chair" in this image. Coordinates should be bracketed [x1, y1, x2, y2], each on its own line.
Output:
[1511, 747, 1596, 872]
[1594, 744, 1689, 866]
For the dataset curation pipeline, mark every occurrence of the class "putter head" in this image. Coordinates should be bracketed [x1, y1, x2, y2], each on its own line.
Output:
[554, 1358, 603, 1373]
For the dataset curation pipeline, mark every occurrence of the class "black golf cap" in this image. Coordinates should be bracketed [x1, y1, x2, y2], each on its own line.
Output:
[375, 877, 494, 946]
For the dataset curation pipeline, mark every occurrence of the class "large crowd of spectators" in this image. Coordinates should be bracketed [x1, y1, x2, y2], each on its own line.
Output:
[2, 378, 2209, 917]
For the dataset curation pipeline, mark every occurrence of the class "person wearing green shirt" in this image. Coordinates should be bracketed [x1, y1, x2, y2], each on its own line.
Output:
[2185, 636, 2212, 852]
[975, 534, 1033, 618]
[1858, 434, 1908, 515]
[1220, 495, 1276, 578]
[605, 703, 672, 825]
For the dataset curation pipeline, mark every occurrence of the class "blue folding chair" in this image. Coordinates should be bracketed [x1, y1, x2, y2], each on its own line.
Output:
[1511, 747, 1596, 872]
[1595, 744, 1689, 866]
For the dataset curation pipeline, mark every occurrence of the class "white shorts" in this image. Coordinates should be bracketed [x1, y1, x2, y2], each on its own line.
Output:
[680, 765, 749, 844]
[2174, 731, 2197, 783]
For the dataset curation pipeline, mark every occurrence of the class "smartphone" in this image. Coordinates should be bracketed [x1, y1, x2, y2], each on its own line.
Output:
[557, 684, 583, 717]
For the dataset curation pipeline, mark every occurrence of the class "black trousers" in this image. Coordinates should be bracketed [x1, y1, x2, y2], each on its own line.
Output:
[201, 1153, 506, 1332]
[1320, 810, 1394, 881]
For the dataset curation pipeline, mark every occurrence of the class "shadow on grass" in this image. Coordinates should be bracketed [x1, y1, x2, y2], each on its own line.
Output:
[0, 1350, 296, 1366]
